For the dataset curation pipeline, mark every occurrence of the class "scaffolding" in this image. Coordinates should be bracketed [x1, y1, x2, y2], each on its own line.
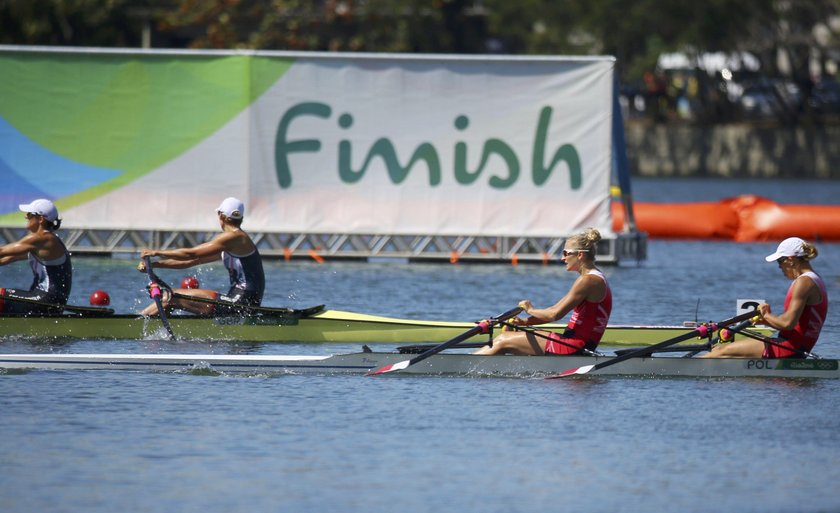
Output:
[0, 226, 646, 265]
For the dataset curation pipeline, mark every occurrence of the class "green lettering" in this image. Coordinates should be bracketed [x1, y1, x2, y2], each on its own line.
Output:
[454, 140, 481, 184]
[339, 138, 441, 186]
[532, 106, 581, 189]
[484, 140, 519, 189]
[274, 102, 331, 188]
[454, 115, 519, 188]
[454, 115, 480, 184]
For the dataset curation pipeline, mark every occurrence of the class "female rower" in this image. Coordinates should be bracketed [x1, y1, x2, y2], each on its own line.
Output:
[0, 199, 72, 314]
[137, 197, 265, 316]
[474, 227, 612, 355]
[703, 236, 828, 358]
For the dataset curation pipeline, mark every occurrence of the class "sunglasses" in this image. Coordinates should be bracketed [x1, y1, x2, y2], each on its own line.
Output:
[776, 257, 787, 268]
[25, 212, 41, 219]
[562, 249, 589, 257]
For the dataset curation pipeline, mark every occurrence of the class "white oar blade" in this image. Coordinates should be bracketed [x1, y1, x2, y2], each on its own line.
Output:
[366, 359, 410, 376]
[545, 364, 595, 380]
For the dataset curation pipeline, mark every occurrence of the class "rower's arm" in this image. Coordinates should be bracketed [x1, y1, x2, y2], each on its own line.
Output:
[760, 277, 813, 331]
[0, 254, 26, 265]
[0, 236, 38, 266]
[153, 253, 219, 269]
[141, 236, 229, 269]
[521, 276, 591, 324]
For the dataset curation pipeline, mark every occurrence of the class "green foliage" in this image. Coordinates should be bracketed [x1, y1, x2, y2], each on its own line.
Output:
[0, 0, 144, 46]
[2, 0, 840, 85]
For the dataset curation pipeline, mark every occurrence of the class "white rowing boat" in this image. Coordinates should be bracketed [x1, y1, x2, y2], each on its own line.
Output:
[1, 352, 837, 379]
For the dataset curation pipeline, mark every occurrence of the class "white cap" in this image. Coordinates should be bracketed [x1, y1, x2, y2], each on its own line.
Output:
[765, 237, 806, 262]
[19, 199, 59, 222]
[216, 197, 244, 220]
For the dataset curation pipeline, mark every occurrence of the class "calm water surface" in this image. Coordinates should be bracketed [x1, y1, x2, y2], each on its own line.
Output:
[2, 178, 840, 513]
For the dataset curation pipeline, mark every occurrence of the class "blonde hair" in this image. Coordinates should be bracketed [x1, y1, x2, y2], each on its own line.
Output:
[567, 228, 602, 258]
[799, 240, 819, 261]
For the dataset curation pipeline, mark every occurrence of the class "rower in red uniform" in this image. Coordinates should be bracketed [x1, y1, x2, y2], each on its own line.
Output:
[704, 236, 828, 358]
[474, 228, 612, 355]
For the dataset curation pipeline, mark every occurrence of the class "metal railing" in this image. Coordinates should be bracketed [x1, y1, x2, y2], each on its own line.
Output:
[0, 226, 647, 265]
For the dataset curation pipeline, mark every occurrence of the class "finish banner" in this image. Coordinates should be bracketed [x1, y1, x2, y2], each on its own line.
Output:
[0, 48, 615, 237]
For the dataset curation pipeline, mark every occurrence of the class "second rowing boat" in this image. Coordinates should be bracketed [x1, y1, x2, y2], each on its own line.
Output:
[0, 308, 773, 345]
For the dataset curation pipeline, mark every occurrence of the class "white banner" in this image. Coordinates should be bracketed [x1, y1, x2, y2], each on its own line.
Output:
[56, 53, 616, 236]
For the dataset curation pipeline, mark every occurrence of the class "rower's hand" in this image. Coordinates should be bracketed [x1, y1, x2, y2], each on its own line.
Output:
[507, 316, 527, 327]
[517, 300, 533, 314]
[138, 249, 159, 272]
[757, 303, 772, 322]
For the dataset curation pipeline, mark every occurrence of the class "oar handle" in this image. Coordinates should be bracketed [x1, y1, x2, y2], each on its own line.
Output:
[492, 307, 526, 324]
[716, 319, 754, 343]
[149, 282, 163, 299]
[143, 256, 176, 339]
[142, 257, 173, 293]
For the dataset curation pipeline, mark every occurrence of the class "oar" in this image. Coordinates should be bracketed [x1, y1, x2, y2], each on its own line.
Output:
[546, 309, 759, 379]
[679, 319, 754, 357]
[367, 306, 523, 376]
[730, 326, 822, 359]
[168, 291, 324, 317]
[396, 342, 488, 354]
[614, 319, 755, 358]
[142, 256, 176, 339]
[0, 294, 114, 316]
[614, 343, 713, 357]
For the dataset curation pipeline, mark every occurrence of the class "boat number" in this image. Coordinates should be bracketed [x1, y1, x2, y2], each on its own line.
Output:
[745, 360, 775, 370]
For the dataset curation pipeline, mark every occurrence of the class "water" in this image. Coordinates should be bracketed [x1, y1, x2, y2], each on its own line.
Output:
[2, 178, 840, 513]
[631, 176, 840, 204]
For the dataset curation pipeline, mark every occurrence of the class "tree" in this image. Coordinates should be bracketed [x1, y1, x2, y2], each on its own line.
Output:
[0, 0, 149, 47]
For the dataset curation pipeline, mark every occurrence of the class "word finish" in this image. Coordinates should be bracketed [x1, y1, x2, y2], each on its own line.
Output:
[274, 102, 582, 190]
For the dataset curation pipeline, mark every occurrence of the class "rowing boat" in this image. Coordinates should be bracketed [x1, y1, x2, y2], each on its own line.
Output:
[0, 309, 772, 346]
[0, 351, 837, 379]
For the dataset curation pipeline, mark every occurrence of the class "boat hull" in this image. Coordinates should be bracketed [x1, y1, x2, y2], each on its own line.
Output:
[1, 352, 837, 379]
[0, 310, 771, 346]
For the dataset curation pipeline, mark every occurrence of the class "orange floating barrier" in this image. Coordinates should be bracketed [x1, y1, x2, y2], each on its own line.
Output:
[449, 251, 460, 264]
[729, 195, 840, 242]
[283, 248, 292, 261]
[613, 200, 738, 239]
[612, 195, 840, 242]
